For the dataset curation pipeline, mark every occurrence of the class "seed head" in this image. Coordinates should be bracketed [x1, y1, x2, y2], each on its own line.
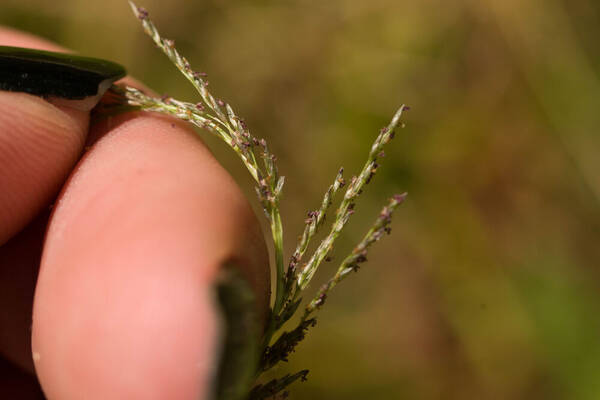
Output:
[393, 193, 407, 203]
[315, 291, 327, 307]
[160, 94, 171, 104]
[136, 6, 149, 19]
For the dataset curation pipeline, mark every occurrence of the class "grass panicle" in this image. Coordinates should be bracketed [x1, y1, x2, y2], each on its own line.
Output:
[112, 3, 409, 398]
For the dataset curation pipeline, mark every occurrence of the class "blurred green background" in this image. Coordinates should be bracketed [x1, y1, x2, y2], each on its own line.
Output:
[3, 0, 600, 398]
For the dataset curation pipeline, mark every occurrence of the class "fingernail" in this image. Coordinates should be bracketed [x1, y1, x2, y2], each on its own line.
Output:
[0, 45, 126, 111]
[213, 266, 259, 399]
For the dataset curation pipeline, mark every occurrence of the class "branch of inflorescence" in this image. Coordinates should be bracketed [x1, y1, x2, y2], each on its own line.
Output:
[108, 3, 409, 398]
[126, 1, 288, 320]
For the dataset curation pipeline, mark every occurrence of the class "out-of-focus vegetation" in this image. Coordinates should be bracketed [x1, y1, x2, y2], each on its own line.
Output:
[3, 0, 600, 398]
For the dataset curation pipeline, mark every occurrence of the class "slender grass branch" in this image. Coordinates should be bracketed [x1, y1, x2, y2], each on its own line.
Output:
[303, 193, 407, 320]
[295, 105, 408, 292]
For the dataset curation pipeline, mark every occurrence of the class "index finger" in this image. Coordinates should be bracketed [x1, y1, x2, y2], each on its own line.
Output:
[0, 27, 89, 244]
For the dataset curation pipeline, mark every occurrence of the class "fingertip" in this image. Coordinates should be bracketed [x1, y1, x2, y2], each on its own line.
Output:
[32, 112, 269, 399]
[0, 28, 89, 243]
[0, 92, 89, 244]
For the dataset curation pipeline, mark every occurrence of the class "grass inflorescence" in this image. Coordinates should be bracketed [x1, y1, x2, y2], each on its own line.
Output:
[110, 3, 409, 399]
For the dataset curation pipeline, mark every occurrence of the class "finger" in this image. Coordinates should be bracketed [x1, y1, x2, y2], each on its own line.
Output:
[32, 112, 270, 399]
[0, 27, 89, 244]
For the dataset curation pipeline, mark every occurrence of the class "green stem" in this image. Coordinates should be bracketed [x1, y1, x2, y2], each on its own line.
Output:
[271, 208, 285, 316]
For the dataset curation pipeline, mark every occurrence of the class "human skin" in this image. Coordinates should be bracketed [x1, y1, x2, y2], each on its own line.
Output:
[0, 27, 270, 399]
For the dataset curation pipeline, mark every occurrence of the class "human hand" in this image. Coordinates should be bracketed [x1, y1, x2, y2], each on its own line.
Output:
[0, 27, 270, 399]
